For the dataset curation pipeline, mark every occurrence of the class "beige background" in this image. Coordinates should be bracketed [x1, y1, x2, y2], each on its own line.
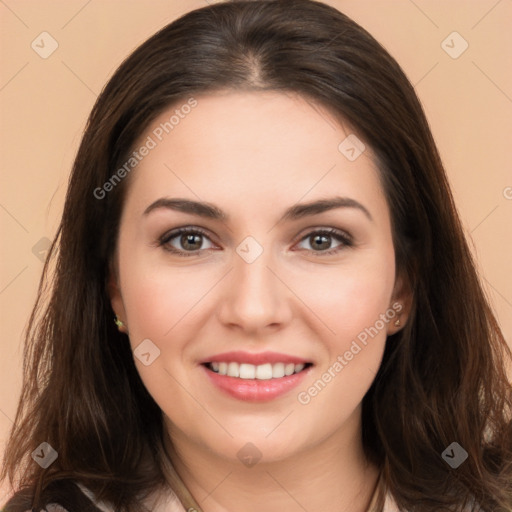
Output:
[1, 0, 511, 502]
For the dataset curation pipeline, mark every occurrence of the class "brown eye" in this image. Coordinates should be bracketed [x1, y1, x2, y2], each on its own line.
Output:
[180, 233, 204, 251]
[295, 229, 352, 255]
[159, 227, 216, 256]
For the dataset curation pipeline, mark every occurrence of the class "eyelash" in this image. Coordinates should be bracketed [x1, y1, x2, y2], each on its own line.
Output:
[158, 226, 353, 258]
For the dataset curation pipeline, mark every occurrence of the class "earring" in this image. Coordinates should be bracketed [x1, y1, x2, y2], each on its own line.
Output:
[114, 316, 126, 330]
[394, 318, 401, 327]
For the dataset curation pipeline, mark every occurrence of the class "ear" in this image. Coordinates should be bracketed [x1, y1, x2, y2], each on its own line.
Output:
[386, 271, 413, 336]
[107, 261, 128, 334]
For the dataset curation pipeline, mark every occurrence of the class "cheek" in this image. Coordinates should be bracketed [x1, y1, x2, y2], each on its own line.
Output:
[290, 255, 396, 347]
[118, 260, 214, 418]
[119, 240, 396, 364]
[119, 257, 217, 344]
[291, 252, 395, 409]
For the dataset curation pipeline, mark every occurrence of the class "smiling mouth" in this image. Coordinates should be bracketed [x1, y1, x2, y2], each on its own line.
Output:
[204, 361, 313, 380]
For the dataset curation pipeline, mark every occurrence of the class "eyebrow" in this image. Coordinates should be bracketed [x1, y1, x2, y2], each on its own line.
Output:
[143, 196, 373, 222]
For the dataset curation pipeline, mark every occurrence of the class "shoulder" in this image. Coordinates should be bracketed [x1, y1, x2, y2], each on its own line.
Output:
[6, 481, 186, 512]
[3, 480, 101, 512]
[382, 490, 487, 512]
[77, 483, 187, 512]
[382, 491, 400, 512]
[74, 483, 111, 512]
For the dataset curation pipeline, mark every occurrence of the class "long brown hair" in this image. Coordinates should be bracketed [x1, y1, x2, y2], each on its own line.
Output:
[2, 1, 511, 511]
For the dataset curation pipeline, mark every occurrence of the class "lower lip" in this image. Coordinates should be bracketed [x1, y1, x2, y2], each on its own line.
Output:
[202, 365, 311, 402]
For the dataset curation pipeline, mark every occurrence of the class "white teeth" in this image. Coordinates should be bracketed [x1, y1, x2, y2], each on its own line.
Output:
[208, 361, 308, 379]
[272, 362, 285, 378]
[255, 363, 273, 380]
[239, 363, 255, 379]
[284, 363, 295, 376]
[227, 362, 239, 377]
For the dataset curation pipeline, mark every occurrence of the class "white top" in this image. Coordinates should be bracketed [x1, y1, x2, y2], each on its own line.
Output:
[75, 482, 402, 512]
[26, 483, 478, 512]
[37, 482, 478, 511]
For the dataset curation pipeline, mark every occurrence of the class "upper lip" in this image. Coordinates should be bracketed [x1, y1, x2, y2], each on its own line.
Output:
[201, 351, 311, 366]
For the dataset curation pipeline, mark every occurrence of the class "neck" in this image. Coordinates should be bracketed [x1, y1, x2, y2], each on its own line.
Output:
[161, 412, 381, 512]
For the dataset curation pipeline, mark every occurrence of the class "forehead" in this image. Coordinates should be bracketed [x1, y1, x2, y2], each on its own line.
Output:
[122, 90, 387, 220]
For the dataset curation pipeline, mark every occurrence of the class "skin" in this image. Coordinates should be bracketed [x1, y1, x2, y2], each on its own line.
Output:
[109, 90, 411, 512]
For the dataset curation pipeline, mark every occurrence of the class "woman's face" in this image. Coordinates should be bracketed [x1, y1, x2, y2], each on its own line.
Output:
[110, 90, 407, 465]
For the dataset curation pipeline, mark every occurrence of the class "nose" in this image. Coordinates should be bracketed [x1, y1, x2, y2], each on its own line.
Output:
[217, 243, 293, 335]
